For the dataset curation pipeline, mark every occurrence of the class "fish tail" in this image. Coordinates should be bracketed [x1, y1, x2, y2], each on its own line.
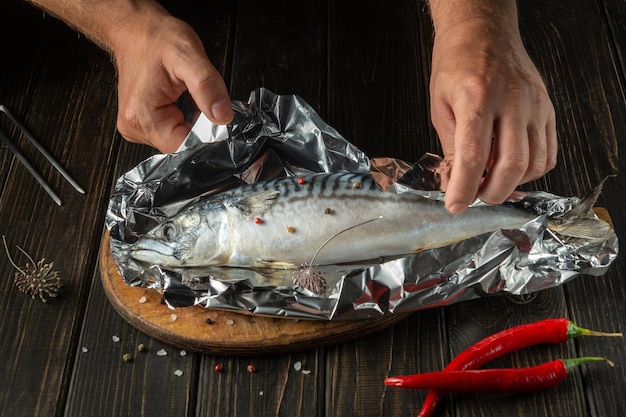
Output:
[547, 176, 615, 241]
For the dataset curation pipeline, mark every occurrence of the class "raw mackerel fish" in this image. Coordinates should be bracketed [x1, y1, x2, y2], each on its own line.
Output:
[130, 172, 608, 269]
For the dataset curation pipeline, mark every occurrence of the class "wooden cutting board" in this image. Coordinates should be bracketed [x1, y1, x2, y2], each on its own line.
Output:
[100, 232, 409, 355]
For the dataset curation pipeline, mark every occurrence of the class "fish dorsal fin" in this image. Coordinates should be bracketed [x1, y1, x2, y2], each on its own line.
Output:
[226, 189, 280, 216]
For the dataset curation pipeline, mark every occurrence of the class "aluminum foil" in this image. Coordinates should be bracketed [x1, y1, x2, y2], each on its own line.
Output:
[106, 88, 619, 320]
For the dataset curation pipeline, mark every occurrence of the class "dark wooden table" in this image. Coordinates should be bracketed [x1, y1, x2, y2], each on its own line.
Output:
[1, 1, 625, 416]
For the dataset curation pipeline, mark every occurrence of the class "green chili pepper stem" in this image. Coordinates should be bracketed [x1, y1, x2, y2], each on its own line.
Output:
[567, 321, 623, 338]
[2, 235, 27, 275]
[563, 357, 615, 373]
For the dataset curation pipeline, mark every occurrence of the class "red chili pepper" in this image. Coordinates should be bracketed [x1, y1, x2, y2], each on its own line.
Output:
[385, 357, 612, 393]
[416, 319, 621, 417]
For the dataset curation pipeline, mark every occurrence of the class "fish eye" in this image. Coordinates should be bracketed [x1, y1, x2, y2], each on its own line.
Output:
[159, 222, 179, 240]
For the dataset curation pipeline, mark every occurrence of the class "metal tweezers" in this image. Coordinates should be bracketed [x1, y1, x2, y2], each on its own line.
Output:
[0, 104, 85, 206]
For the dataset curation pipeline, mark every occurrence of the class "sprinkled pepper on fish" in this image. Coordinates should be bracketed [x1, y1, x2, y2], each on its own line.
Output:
[129, 173, 612, 269]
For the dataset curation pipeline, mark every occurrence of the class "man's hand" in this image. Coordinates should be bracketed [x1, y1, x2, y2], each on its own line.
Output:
[112, 13, 233, 152]
[428, 0, 557, 213]
[30, 0, 233, 153]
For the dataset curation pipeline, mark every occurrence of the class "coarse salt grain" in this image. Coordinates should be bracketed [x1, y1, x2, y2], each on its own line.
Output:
[293, 361, 302, 371]
[112, 335, 120, 342]
[179, 350, 187, 357]
[138, 296, 147, 304]
[302, 370, 312, 375]
[174, 370, 183, 377]
[157, 349, 168, 356]
[81, 347, 88, 353]
[226, 319, 234, 325]
[170, 314, 178, 321]
[259, 391, 264, 396]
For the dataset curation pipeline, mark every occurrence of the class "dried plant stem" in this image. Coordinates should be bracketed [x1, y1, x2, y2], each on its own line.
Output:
[306, 216, 383, 267]
[2, 235, 26, 275]
[2, 234, 63, 302]
[293, 216, 383, 295]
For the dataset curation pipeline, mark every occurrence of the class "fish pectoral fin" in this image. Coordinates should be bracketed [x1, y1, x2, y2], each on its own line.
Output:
[226, 190, 280, 216]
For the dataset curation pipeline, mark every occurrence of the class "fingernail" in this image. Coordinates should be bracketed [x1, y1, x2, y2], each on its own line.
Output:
[211, 98, 233, 124]
[448, 203, 468, 214]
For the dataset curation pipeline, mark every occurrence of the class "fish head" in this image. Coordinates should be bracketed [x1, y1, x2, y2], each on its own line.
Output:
[130, 204, 230, 267]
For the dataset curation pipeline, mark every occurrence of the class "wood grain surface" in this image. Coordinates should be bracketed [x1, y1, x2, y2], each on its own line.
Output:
[1, 0, 625, 416]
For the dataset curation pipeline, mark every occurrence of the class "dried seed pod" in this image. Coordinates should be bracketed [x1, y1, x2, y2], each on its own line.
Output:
[3, 236, 63, 302]
[122, 353, 133, 362]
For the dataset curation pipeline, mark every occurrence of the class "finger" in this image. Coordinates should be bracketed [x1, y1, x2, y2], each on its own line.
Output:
[149, 104, 192, 153]
[521, 122, 547, 184]
[445, 113, 494, 214]
[430, 99, 457, 157]
[478, 116, 528, 204]
[545, 111, 558, 172]
[171, 51, 233, 125]
[521, 101, 557, 184]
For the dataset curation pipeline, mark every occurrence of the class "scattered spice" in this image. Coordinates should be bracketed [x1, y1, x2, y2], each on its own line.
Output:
[214, 364, 223, 372]
[81, 347, 88, 353]
[324, 208, 333, 214]
[205, 318, 213, 325]
[179, 350, 187, 357]
[226, 319, 234, 325]
[156, 349, 168, 356]
[122, 353, 133, 363]
[293, 361, 302, 371]
[174, 369, 184, 377]
[254, 217, 263, 224]
[352, 181, 361, 189]
[3, 235, 63, 302]
[138, 296, 147, 304]
[247, 364, 256, 374]
[286, 226, 296, 234]
[170, 313, 178, 321]
[297, 177, 306, 185]
[137, 344, 147, 352]
[112, 335, 120, 343]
